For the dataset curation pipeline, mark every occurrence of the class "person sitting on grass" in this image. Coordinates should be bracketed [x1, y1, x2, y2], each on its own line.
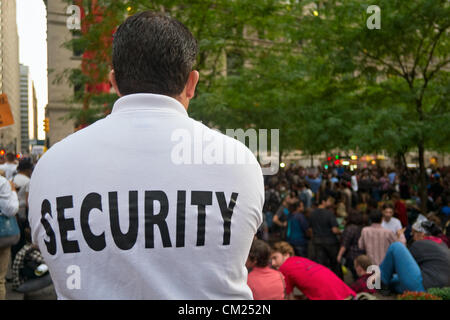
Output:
[379, 219, 450, 294]
[270, 241, 356, 300]
[350, 255, 377, 294]
[246, 239, 286, 300]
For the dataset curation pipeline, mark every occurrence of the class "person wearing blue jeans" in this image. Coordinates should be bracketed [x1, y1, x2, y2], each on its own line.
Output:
[379, 242, 425, 293]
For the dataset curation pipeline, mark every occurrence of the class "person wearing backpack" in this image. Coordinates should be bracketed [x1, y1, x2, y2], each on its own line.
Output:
[285, 201, 310, 257]
[273, 193, 298, 241]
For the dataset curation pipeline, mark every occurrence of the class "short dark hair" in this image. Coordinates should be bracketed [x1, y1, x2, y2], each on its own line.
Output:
[369, 210, 382, 224]
[6, 153, 15, 162]
[382, 203, 394, 211]
[346, 210, 363, 226]
[112, 11, 198, 97]
[248, 239, 271, 268]
[318, 193, 333, 205]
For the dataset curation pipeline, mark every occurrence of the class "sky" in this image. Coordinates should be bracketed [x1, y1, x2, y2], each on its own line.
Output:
[16, 0, 48, 140]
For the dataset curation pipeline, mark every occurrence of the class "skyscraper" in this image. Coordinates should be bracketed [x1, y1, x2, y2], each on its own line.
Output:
[20, 64, 37, 154]
[0, 0, 21, 153]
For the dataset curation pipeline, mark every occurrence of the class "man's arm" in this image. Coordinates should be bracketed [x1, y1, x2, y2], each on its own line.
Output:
[329, 212, 341, 235]
[332, 226, 341, 235]
[396, 228, 407, 244]
[273, 205, 287, 227]
[337, 246, 346, 263]
[273, 213, 287, 228]
[358, 229, 365, 250]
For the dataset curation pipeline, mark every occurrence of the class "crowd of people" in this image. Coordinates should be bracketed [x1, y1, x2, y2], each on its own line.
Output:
[1, 151, 450, 300]
[0, 153, 48, 300]
[247, 164, 450, 299]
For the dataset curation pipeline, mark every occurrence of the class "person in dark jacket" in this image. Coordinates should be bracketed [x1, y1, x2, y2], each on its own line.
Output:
[337, 210, 365, 280]
[379, 220, 450, 293]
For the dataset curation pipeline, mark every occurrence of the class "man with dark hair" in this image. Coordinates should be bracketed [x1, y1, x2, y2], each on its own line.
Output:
[308, 194, 342, 278]
[29, 11, 264, 299]
[246, 239, 285, 300]
[110, 11, 198, 98]
[0, 152, 18, 180]
[381, 203, 406, 244]
[358, 210, 402, 265]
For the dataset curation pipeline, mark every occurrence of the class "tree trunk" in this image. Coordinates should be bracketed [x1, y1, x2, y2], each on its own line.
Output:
[394, 152, 404, 173]
[418, 140, 427, 214]
[415, 95, 427, 214]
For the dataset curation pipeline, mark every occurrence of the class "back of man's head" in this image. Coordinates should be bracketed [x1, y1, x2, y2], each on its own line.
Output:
[112, 11, 198, 97]
[369, 210, 382, 224]
[6, 153, 15, 162]
[248, 239, 271, 268]
[318, 193, 332, 207]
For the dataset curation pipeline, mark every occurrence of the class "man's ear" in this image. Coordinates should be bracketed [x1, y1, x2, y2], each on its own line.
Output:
[185, 70, 199, 100]
[109, 70, 122, 97]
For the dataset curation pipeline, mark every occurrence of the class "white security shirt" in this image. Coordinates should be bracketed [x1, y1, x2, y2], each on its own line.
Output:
[28, 93, 264, 300]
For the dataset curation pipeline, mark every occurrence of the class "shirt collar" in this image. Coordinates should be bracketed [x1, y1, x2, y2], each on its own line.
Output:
[371, 223, 382, 228]
[111, 93, 188, 117]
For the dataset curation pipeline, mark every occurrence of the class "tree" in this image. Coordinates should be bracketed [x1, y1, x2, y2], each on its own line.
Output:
[299, 0, 449, 212]
[62, 0, 450, 214]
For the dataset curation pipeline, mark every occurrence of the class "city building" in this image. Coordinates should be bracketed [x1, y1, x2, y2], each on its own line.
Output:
[20, 64, 38, 154]
[0, 0, 21, 153]
[44, 0, 81, 147]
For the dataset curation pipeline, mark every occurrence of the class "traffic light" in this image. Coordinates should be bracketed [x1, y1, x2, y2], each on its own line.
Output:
[44, 118, 49, 132]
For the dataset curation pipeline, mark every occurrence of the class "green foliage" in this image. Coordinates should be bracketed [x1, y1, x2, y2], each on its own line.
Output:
[427, 287, 450, 300]
[62, 0, 449, 159]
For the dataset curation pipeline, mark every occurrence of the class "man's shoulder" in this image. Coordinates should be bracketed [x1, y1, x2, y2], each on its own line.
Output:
[178, 117, 257, 160]
[392, 216, 401, 222]
[361, 226, 372, 233]
[32, 119, 108, 166]
[13, 174, 30, 185]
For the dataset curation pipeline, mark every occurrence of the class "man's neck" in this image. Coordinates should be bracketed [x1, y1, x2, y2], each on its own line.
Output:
[371, 223, 381, 227]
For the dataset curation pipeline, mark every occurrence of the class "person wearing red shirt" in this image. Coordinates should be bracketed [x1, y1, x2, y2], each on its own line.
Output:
[392, 193, 408, 227]
[246, 239, 286, 300]
[350, 255, 377, 294]
[271, 241, 356, 300]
